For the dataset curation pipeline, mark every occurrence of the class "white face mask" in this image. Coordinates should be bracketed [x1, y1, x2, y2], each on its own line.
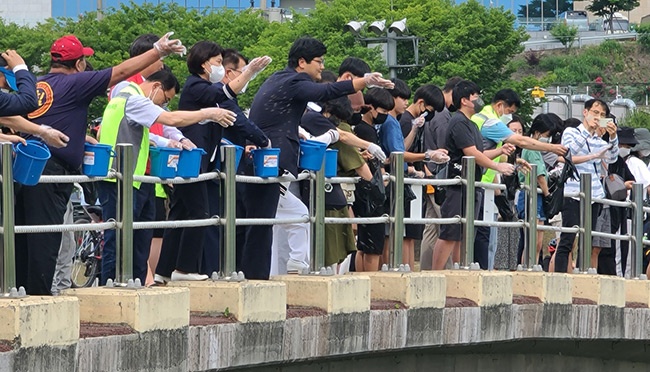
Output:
[500, 114, 513, 124]
[538, 137, 551, 143]
[619, 147, 631, 158]
[207, 64, 225, 83]
[640, 149, 650, 158]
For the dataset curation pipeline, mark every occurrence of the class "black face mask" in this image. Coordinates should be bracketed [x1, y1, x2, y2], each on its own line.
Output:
[422, 109, 434, 120]
[373, 113, 388, 124]
[348, 112, 363, 126]
[448, 104, 457, 112]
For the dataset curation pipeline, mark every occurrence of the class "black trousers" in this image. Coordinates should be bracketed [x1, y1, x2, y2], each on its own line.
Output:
[238, 182, 280, 280]
[15, 159, 73, 295]
[157, 180, 211, 276]
[200, 180, 221, 276]
[555, 198, 602, 273]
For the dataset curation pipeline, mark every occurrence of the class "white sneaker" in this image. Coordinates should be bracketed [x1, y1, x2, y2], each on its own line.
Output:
[170, 271, 209, 281]
[286, 259, 309, 274]
[154, 274, 171, 285]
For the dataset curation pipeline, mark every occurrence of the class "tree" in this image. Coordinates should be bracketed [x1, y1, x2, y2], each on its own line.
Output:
[586, 0, 640, 34]
[0, 0, 530, 119]
[550, 22, 578, 50]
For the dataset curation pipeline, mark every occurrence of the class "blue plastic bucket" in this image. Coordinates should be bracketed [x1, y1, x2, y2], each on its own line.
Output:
[83, 143, 115, 177]
[299, 140, 327, 171]
[13, 140, 51, 186]
[324, 149, 338, 178]
[177, 148, 207, 178]
[149, 147, 181, 179]
[252, 148, 280, 178]
[217, 139, 244, 172]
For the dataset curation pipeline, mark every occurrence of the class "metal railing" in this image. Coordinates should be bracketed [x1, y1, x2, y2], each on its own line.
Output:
[0, 145, 647, 292]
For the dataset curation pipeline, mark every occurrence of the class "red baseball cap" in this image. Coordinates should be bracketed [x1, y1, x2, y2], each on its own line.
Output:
[50, 35, 94, 62]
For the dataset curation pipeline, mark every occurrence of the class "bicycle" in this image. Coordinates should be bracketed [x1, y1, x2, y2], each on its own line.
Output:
[70, 203, 104, 288]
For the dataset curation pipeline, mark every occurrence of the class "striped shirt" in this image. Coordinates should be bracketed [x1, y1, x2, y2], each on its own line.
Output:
[562, 124, 619, 199]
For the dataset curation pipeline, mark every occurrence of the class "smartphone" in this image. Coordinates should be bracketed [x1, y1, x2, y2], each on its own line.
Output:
[598, 118, 610, 128]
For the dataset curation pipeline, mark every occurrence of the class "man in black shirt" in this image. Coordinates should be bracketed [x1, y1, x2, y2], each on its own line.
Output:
[241, 37, 393, 279]
[432, 80, 515, 270]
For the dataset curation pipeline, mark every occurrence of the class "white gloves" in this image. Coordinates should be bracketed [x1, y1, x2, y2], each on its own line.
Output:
[363, 72, 395, 89]
[39, 125, 69, 148]
[199, 108, 237, 128]
[425, 149, 450, 164]
[411, 113, 426, 128]
[367, 143, 387, 163]
[153, 32, 187, 58]
[243, 56, 272, 78]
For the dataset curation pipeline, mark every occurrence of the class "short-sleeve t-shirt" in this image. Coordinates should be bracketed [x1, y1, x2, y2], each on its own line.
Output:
[378, 115, 406, 155]
[27, 69, 113, 170]
[353, 121, 378, 144]
[446, 111, 484, 182]
[518, 148, 548, 186]
[123, 94, 164, 129]
[480, 119, 514, 150]
[331, 122, 365, 177]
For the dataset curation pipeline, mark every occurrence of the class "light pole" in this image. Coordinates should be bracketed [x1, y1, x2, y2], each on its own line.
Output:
[345, 18, 421, 79]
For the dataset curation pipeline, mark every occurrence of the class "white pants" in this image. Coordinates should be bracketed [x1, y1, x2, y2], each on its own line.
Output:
[270, 184, 310, 275]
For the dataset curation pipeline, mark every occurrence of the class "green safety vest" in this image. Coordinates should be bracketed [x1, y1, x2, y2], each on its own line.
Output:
[470, 105, 504, 184]
[99, 82, 150, 189]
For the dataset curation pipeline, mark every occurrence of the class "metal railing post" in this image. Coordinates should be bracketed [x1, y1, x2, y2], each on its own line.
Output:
[0, 143, 15, 292]
[115, 144, 134, 283]
[526, 164, 538, 268]
[310, 166, 326, 271]
[579, 173, 592, 273]
[389, 152, 404, 268]
[222, 146, 237, 275]
[461, 156, 476, 268]
[631, 183, 644, 278]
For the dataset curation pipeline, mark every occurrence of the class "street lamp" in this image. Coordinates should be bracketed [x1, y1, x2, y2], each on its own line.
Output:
[344, 18, 421, 79]
[368, 20, 386, 35]
[344, 21, 366, 36]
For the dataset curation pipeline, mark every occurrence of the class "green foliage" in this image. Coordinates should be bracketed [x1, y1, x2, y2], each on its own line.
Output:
[0, 0, 528, 120]
[637, 23, 650, 51]
[537, 41, 628, 84]
[549, 23, 578, 50]
[619, 110, 650, 129]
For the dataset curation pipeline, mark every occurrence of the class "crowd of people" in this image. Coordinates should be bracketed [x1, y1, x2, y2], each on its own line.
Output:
[0, 32, 648, 296]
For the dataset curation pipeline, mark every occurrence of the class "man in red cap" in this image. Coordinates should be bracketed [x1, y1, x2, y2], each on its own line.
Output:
[15, 32, 187, 295]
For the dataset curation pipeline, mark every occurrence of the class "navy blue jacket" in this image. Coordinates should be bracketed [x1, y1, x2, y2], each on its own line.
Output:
[178, 75, 237, 173]
[248, 67, 355, 176]
[0, 69, 38, 117]
[221, 97, 269, 148]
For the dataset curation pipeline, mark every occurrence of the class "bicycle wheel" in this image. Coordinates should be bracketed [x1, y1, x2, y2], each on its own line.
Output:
[71, 219, 100, 288]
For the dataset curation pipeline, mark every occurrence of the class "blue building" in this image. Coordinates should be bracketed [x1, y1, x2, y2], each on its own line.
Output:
[52, 0, 274, 18]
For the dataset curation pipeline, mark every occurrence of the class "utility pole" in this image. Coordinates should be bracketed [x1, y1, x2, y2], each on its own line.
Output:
[97, 0, 104, 21]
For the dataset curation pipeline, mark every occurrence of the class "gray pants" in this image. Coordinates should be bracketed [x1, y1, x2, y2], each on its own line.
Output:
[51, 200, 74, 295]
[420, 193, 440, 270]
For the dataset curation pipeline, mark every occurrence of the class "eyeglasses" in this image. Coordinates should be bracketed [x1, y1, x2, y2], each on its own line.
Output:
[312, 58, 325, 66]
[160, 89, 174, 106]
[588, 109, 606, 118]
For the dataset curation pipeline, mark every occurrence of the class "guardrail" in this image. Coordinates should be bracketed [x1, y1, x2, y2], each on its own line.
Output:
[522, 32, 638, 50]
[0, 143, 647, 293]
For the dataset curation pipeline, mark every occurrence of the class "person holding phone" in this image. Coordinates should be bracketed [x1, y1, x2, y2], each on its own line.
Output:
[554, 99, 619, 273]
[0, 50, 38, 117]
